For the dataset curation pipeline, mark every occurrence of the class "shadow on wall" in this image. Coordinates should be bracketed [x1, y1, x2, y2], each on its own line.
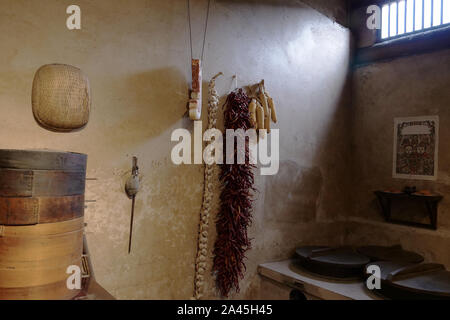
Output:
[90, 66, 190, 156]
[216, 0, 348, 26]
[262, 72, 353, 227]
[264, 161, 323, 224]
[312, 75, 353, 222]
[123, 66, 189, 137]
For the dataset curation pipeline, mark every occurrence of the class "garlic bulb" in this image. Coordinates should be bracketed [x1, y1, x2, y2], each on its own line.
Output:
[193, 72, 222, 300]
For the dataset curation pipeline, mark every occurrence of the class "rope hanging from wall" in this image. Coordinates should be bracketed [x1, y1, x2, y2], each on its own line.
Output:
[186, 0, 211, 121]
[187, 0, 210, 63]
[193, 72, 223, 300]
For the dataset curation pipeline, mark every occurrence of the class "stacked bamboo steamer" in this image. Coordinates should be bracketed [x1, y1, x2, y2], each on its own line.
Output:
[0, 149, 87, 300]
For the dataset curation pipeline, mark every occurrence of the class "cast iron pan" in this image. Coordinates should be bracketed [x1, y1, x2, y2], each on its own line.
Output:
[365, 261, 450, 300]
[357, 245, 424, 263]
[295, 246, 370, 279]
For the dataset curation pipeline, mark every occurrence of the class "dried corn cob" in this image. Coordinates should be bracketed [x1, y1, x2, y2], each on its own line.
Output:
[255, 101, 265, 138]
[265, 108, 271, 134]
[248, 99, 257, 129]
[266, 93, 277, 123]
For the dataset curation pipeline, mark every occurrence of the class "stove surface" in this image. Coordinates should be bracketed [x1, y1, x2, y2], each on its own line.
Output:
[258, 259, 381, 300]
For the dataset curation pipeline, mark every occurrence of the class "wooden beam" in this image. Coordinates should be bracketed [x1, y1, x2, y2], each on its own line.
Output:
[355, 25, 450, 66]
[351, 0, 392, 10]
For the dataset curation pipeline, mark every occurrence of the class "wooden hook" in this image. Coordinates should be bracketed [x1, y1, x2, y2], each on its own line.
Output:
[232, 74, 238, 90]
[212, 72, 223, 81]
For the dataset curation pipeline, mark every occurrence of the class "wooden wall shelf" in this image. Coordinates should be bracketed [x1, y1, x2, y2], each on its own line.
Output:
[374, 191, 443, 230]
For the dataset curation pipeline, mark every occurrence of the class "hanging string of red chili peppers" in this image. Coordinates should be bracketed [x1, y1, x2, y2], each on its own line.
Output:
[213, 89, 256, 297]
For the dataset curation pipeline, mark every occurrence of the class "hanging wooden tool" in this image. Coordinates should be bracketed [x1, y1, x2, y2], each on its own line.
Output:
[125, 157, 139, 254]
[186, 0, 211, 120]
[189, 59, 202, 120]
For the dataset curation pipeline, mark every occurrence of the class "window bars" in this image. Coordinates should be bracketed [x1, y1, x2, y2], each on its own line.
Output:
[381, 0, 450, 40]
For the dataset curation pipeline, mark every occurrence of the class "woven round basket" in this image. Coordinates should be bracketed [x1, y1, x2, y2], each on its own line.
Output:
[32, 64, 90, 132]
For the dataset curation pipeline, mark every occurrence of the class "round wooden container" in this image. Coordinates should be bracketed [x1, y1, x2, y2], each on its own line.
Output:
[0, 149, 86, 300]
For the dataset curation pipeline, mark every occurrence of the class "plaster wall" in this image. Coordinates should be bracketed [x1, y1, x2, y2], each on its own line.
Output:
[0, 0, 351, 299]
[350, 49, 450, 268]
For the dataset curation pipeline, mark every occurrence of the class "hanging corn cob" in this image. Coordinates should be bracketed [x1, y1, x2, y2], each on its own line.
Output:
[264, 82, 277, 124]
[266, 93, 277, 123]
[248, 98, 257, 129]
[251, 80, 278, 138]
[255, 100, 265, 138]
[193, 72, 223, 300]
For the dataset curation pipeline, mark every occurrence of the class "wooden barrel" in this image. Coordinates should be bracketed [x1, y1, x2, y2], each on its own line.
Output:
[0, 150, 86, 300]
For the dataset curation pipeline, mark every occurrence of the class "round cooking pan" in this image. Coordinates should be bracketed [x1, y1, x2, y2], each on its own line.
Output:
[295, 246, 370, 279]
[365, 261, 450, 300]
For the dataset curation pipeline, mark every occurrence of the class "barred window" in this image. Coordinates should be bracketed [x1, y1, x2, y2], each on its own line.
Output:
[381, 0, 450, 40]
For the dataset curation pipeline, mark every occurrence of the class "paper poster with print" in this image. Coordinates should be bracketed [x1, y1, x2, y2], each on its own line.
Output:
[393, 116, 439, 180]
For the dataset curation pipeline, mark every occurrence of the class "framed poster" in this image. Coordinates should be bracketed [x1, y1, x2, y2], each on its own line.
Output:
[393, 116, 439, 181]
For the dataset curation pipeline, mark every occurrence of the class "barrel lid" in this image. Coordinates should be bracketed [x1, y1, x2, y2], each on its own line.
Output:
[392, 269, 450, 297]
[296, 246, 370, 268]
[366, 261, 450, 299]
[0, 149, 87, 171]
[0, 148, 85, 154]
[357, 245, 424, 264]
[368, 260, 412, 281]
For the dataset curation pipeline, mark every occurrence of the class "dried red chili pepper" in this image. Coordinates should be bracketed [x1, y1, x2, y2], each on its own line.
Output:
[213, 89, 256, 297]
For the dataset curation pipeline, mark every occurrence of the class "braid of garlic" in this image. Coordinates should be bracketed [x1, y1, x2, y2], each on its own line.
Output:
[193, 72, 223, 300]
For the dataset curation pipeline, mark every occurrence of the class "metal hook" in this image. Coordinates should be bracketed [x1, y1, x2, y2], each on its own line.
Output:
[131, 156, 139, 177]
